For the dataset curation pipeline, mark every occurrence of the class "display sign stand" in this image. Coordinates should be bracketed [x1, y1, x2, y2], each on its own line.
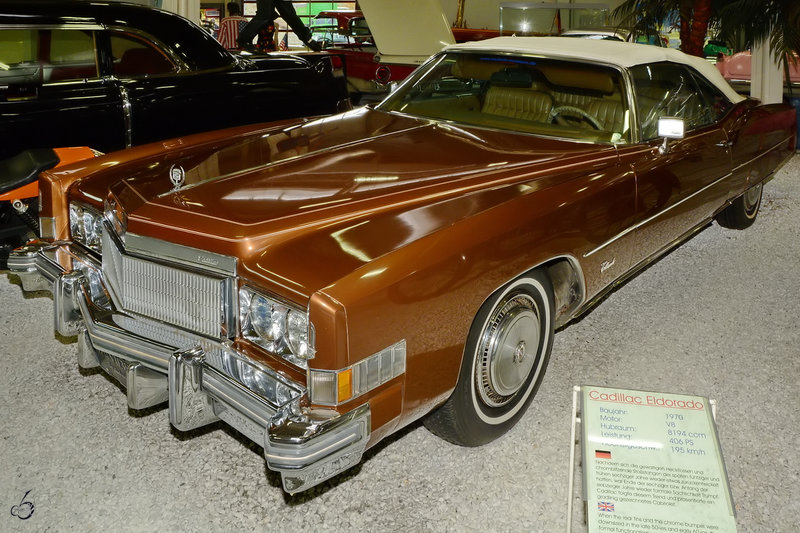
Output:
[567, 385, 736, 533]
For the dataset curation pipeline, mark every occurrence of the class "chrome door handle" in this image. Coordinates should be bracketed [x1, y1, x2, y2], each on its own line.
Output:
[715, 140, 733, 148]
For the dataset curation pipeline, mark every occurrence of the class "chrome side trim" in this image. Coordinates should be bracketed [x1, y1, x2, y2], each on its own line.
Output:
[119, 84, 133, 148]
[0, 24, 103, 31]
[730, 137, 794, 176]
[575, 218, 712, 321]
[587, 137, 791, 260]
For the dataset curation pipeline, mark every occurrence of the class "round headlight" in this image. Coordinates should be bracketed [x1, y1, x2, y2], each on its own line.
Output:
[69, 204, 84, 240]
[286, 310, 309, 357]
[249, 294, 286, 343]
[236, 359, 281, 402]
[84, 211, 102, 248]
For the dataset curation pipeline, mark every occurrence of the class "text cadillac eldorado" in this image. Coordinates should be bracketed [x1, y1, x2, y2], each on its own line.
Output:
[8, 37, 796, 493]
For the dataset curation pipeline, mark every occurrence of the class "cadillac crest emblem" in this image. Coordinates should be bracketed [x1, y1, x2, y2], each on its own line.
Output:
[169, 164, 185, 190]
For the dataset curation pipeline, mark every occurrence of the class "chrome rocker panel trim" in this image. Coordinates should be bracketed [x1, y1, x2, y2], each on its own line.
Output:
[8, 241, 371, 494]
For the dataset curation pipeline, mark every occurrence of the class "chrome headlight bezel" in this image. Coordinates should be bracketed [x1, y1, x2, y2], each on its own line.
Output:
[69, 202, 104, 253]
[104, 194, 127, 237]
[239, 287, 315, 369]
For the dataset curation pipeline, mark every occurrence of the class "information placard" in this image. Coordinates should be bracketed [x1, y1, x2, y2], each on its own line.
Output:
[582, 386, 736, 533]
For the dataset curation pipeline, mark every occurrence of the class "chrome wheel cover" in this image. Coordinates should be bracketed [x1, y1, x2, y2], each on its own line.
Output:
[476, 293, 541, 407]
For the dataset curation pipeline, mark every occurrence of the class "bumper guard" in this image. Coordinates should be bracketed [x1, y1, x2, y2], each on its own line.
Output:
[8, 241, 371, 494]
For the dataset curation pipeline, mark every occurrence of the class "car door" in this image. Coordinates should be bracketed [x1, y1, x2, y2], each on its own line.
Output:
[0, 26, 125, 159]
[617, 62, 733, 264]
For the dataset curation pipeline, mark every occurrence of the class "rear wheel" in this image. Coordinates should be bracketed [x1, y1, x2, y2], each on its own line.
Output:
[424, 270, 554, 446]
[716, 182, 762, 230]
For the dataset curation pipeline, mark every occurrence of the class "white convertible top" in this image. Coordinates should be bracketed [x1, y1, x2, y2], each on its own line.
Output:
[447, 36, 745, 103]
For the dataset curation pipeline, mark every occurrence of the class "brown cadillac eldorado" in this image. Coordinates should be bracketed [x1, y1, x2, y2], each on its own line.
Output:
[9, 37, 796, 493]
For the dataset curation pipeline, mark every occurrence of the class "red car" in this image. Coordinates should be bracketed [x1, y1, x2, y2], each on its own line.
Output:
[312, 0, 500, 102]
[309, 1, 505, 102]
[311, 10, 416, 100]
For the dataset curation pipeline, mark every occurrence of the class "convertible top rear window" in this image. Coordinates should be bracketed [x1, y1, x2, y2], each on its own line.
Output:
[379, 52, 631, 144]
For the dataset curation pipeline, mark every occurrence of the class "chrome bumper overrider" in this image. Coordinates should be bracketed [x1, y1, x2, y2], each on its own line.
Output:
[8, 241, 371, 494]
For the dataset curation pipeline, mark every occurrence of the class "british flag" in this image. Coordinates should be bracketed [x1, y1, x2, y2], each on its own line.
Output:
[598, 501, 615, 512]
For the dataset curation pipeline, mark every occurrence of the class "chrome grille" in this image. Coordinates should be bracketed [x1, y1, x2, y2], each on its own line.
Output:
[122, 254, 224, 337]
[103, 230, 235, 339]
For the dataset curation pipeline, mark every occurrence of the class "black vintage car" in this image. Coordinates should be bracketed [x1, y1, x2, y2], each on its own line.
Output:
[0, 0, 350, 160]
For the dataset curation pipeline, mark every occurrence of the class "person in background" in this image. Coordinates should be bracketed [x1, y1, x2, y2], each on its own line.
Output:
[217, 2, 248, 50]
[256, 20, 280, 52]
[238, 0, 321, 51]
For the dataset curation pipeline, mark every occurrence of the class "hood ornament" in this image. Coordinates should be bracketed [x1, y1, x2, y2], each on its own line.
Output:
[169, 164, 185, 191]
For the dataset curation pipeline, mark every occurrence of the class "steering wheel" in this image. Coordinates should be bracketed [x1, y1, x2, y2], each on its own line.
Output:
[641, 92, 672, 138]
[548, 106, 603, 130]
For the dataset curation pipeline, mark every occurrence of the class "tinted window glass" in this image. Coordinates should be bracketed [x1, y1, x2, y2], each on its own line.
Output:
[110, 32, 177, 77]
[0, 29, 98, 83]
[630, 63, 716, 140]
[689, 70, 733, 122]
[48, 29, 98, 81]
[0, 29, 40, 83]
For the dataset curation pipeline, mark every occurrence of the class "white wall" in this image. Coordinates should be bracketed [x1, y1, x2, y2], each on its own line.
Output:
[157, 1, 626, 31]
[438, 0, 627, 29]
[160, 0, 202, 23]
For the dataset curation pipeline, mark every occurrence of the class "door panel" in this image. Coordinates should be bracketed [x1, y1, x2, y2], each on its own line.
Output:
[725, 101, 797, 198]
[122, 66, 334, 147]
[621, 128, 731, 264]
[624, 62, 734, 264]
[0, 27, 125, 159]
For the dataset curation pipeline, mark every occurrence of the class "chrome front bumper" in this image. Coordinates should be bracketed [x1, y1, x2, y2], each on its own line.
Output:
[9, 242, 371, 494]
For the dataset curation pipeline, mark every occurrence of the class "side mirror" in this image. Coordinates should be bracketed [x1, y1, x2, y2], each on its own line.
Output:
[657, 117, 685, 154]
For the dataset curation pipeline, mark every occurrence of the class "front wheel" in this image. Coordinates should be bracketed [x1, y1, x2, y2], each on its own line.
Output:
[424, 271, 554, 446]
[716, 182, 762, 230]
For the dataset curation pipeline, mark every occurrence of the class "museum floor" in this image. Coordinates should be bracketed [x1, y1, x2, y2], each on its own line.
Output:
[1, 155, 798, 532]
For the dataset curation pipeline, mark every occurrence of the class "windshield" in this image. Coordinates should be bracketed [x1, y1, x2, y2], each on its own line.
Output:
[378, 52, 631, 144]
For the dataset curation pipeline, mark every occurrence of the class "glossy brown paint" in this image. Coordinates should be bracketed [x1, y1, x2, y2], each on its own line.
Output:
[623, 126, 732, 261]
[55, 100, 795, 436]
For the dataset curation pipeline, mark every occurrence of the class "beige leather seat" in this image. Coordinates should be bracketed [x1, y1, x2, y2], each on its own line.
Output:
[482, 86, 553, 123]
[587, 100, 626, 133]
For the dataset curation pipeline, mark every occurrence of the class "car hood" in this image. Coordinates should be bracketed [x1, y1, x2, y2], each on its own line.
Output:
[358, 0, 454, 64]
[74, 107, 617, 299]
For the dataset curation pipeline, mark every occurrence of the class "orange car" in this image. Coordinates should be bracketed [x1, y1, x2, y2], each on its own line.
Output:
[0, 147, 96, 266]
